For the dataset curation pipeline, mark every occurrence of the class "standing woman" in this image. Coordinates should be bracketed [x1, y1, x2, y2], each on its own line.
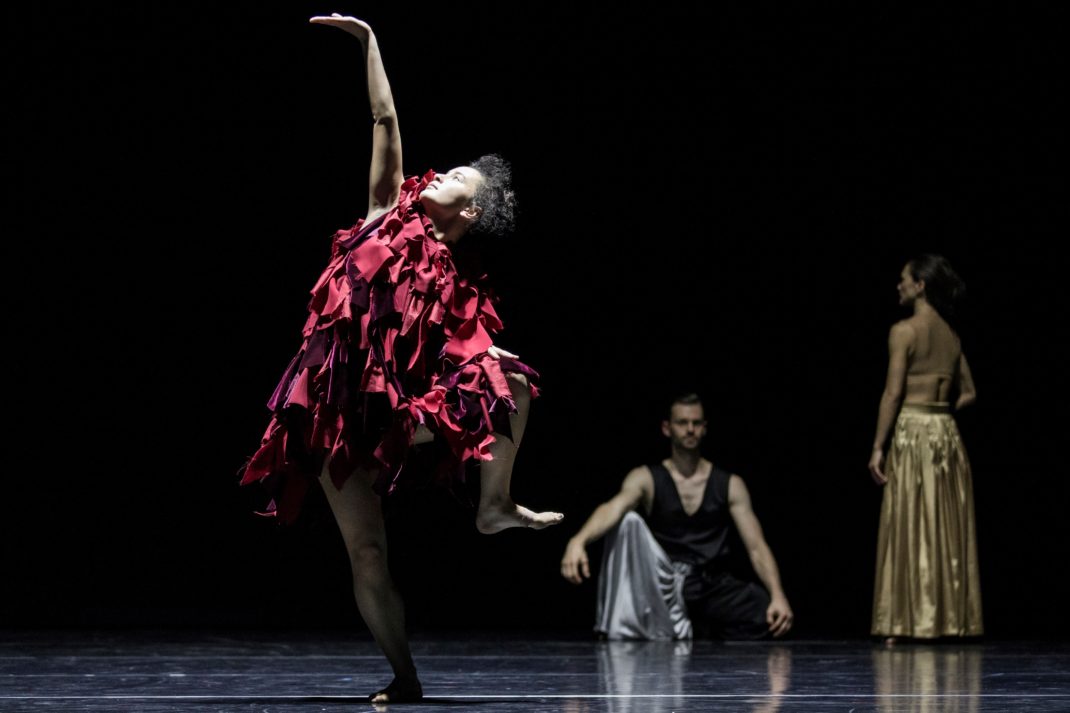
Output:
[868, 255, 983, 643]
[241, 14, 561, 703]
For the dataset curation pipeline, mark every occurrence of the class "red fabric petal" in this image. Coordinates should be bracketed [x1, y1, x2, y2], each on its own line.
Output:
[352, 239, 395, 281]
[444, 317, 493, 364]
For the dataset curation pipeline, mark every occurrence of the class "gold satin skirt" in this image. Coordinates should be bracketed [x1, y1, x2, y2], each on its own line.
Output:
[872, 403, 983, 637]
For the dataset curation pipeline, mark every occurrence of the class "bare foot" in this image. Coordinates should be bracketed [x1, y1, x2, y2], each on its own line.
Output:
[883, 636, 899, 647]
[369, 675, 423, 704]
[476, 501, 564, 534]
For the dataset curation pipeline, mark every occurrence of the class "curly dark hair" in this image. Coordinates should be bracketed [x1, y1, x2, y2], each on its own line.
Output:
[467, 154, 517, 235]
[908, 254, 966, 327]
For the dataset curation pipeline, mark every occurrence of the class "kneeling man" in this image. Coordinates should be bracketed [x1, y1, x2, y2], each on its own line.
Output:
[561, 394, 793, 639]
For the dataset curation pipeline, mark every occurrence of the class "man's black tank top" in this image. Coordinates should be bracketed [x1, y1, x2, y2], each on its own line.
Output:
[646, 462, 733, 568]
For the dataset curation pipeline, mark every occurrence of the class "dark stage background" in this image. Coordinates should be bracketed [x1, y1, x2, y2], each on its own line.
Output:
[8, 4, 1067, 638]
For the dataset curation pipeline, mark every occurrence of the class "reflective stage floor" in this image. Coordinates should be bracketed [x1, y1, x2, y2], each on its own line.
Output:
[1, 632, 1067, 711]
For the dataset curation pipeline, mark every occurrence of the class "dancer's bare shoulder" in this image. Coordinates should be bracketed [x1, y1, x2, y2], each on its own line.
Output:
[620, 465, 655, 515]
[890, 318, 918, 348]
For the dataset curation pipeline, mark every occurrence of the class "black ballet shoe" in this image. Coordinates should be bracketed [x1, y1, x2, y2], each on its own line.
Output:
[369, 676, 423, 704]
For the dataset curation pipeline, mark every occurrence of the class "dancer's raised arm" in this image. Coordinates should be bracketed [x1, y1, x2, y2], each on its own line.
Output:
[310, 14, 403, 219]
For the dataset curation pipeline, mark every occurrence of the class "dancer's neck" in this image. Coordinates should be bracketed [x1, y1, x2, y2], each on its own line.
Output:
[668, 449, 703, 478]
[912, 298, 937, 318]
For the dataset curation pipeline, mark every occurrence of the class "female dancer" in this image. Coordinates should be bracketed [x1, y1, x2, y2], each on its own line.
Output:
[241, 14, 562, 702]
[868, 255, 982, 643]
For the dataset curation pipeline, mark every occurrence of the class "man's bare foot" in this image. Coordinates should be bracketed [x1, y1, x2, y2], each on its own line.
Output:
[369, 675, 423, 704]
[475, 501, 564, 534]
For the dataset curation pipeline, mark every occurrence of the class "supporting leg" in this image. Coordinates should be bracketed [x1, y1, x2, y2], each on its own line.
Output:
[318, 462, 423, 703]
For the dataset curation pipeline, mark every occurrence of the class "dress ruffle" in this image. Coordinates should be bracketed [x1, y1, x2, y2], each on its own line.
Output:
[241, 171, 538, 523]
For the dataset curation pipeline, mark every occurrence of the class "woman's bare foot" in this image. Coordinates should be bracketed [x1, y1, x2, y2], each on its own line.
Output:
[369, 674, 423, 704]
[475, 500, 563, 534]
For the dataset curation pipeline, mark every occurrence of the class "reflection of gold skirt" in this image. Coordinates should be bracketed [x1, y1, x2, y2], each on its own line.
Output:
[872, 403, 983, 637]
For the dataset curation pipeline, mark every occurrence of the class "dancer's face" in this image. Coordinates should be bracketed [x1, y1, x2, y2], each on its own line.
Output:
[662, 404, 707, 450]
[420, 166, 484, 218]
[897, 264, 924, 305]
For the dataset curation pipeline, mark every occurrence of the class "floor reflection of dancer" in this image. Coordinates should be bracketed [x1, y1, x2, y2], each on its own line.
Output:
[595, 641, 690, 713]
[872, 647, 982, 712]
[868, 255, 982, 644]
[241, 14, 562, 703]
[593, 643, 791, 713]
[751, 647, 792, 713]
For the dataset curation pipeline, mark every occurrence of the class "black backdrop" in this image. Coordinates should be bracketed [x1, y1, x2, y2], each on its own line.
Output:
[7, 3, 1067, 638]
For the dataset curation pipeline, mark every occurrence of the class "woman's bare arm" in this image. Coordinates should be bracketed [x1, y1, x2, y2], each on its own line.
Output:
[869, 322, 912, 484]
[955, 351, 977, 410]
[310, 14, 403, 218]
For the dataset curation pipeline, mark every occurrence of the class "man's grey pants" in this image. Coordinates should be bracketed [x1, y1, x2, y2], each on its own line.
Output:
[595, 512, 693, 640]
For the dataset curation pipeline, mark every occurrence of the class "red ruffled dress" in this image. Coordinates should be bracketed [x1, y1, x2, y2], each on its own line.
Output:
[241, 171, 538, 523]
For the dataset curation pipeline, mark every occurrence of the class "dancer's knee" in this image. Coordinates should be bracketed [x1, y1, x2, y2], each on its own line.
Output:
[619, 510, 645, 532]
[506, 372, 531, 409]
[350, 541, 388, 575]
[505, 372, 529, 390]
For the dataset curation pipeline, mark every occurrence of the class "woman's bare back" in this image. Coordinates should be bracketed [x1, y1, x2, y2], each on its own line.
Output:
[902, 313, 962, 403]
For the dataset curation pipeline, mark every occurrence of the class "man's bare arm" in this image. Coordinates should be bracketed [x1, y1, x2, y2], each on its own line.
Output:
[728, 475, 793, 637]
[560, 468, 652, 584]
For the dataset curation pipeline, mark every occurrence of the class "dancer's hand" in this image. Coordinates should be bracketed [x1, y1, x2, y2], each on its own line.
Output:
[868, 448, 887, 485]
[309, 13, 372, 40]
[561, 539, 590, 584]
[766, 596, 793, 637]
[487, 345, 518, 361]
